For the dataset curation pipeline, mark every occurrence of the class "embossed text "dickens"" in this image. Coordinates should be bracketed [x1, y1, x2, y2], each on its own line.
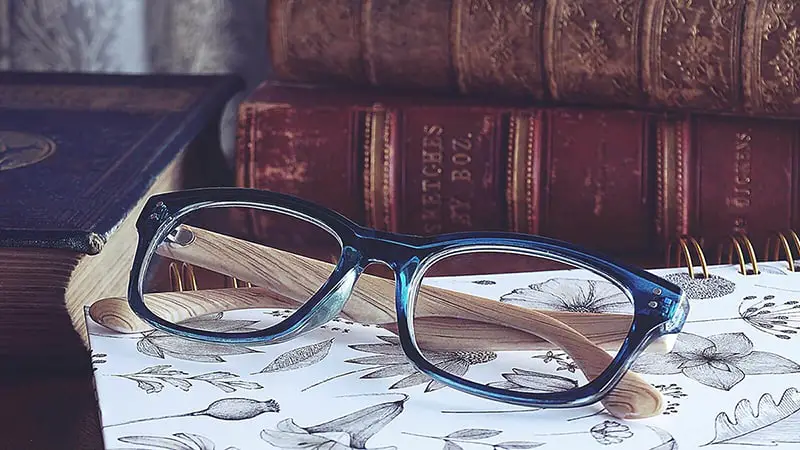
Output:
[730, 132, 752, 233]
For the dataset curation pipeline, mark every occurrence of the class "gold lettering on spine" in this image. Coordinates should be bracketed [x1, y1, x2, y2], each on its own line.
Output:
[451, 133, 473, 182]
[420, 124, 481, 233]
[421, 124, 444, 233]
[730, 132, 752, 234]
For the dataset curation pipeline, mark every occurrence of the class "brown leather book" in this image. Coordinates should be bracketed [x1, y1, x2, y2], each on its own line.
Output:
[268, 0, 800, 119]
[235, 81, 800, 267]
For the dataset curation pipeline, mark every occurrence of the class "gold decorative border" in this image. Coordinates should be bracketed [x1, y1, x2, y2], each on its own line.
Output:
[363, 108, 395, 231]
[381, 109, 395, 232]
[363, 111, 376, 228]
[506, 111, 539, 233]
[655, 116, 688, 247]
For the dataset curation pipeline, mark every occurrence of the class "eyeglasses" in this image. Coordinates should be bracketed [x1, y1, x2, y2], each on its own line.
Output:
[113, 187, 688, 420]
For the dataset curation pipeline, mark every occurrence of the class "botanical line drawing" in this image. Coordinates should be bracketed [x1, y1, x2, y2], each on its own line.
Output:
[631, 331, 800, 390]
[303, 334, 496, 392]
[91, 351, 107, 369]
[253, 338, 334, 374]
[402, 428, 543, 449]
[488, 367, 578, 393]
[260, 394, 408, 449]
[135, 313, 263, 362]
[499, 278, 633, 314]
[404, 420, 633, 447]
[113, 432, 237, 450]
[705, 387, 800, 446]
[112, 365, 262, 394]
[737, 295, 799, 340]
[686, 295, 800, 340]
[103, 397, 279, 428]
[531, 350, 578, 373]
[662, 272, 737, 299]
[646, 426, 677, 450]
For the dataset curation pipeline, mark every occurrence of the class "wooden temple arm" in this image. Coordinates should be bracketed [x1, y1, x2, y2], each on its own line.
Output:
[88, 224, 665, 419]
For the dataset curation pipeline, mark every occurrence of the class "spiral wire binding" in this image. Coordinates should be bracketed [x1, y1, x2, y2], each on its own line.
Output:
[720, 232, 761, 276]
[168, 261, 251, 292]
[666, 235, 709, 279]
[766, 229, 800, 273]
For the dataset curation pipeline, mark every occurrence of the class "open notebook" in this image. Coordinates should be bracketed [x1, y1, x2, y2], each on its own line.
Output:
[86, 258, 800, 450]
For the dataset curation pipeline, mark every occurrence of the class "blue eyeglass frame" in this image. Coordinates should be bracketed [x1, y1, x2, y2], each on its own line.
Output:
[127, 187, 688, 410]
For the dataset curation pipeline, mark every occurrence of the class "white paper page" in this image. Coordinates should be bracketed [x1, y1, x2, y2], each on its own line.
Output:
[86, 260, 800, 450]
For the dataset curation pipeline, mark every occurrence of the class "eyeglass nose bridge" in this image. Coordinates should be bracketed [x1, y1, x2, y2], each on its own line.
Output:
[354, 231, 426, 270]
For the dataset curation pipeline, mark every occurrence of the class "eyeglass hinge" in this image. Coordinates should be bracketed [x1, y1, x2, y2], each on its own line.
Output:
[146, 201, 172, 227]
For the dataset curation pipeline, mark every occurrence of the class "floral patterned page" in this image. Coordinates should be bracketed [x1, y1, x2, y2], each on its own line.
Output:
[85, 260, 800, 450]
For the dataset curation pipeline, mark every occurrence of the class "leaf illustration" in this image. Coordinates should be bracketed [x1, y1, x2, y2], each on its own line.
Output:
[191, 371, 238, 381]
[138, 365, 185, 376]
[443, 441, 463, 450]
[495, 443, 544, 449]
[133, 315, 262, 362]
[115, 365, 263, 395]
[209, 380, 263, 394]
[445, 429, 502, 440]
[489, 368, 578, 393]
[136, 331, 260, 363]
[707, 387, 800, 446]
[161, 377, 192, 391]
[256, 338, 334, 374]
[135, 379, 162, 394]
[116, 432, 232, 450]
[137, 338, 165, 359]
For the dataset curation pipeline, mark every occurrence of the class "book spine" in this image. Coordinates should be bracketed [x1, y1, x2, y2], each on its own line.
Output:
[236, 96, 665, 260]
[267, 0, 800, 119]
[236, 90, 800, 263]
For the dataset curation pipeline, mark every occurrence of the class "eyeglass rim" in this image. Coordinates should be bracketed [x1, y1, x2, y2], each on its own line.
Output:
[126, 187, 687, 408]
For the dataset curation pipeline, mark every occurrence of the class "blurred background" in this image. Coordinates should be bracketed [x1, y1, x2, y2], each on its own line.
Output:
[1, 0, 270, 167]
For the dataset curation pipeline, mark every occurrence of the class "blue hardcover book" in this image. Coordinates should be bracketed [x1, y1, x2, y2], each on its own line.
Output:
[0, 71, 243, 373]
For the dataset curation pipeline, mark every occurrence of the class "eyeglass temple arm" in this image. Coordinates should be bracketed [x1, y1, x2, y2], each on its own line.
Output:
[89, 224, 666, 419]
[98, 223, 671, 353]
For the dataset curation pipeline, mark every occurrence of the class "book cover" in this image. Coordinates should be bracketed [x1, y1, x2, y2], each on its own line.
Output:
[0, 71, 244, 373]
[0, 71, 243, 253]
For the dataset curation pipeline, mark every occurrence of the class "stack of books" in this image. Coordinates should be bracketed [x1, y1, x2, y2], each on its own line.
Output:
[236, 0, 800, 269]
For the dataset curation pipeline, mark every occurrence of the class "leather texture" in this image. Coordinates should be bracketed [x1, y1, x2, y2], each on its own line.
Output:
[268, 0, 800, 119]
[0, 71, 244, 254]
[237, 81, 800, 265]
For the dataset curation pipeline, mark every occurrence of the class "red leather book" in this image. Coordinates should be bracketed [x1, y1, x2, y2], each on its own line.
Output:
[236, 81, 800, 267]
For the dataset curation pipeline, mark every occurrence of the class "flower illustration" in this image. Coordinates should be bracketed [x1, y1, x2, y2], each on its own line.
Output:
[499, 278, 632, 314]
[260, 396, 406, 450]
[739, 295, 800, 340]
[662, 272, 736, 299]
[590, 420, 634, 445]
[346, 335, 497, 392]
[631, 332, 800, 390]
